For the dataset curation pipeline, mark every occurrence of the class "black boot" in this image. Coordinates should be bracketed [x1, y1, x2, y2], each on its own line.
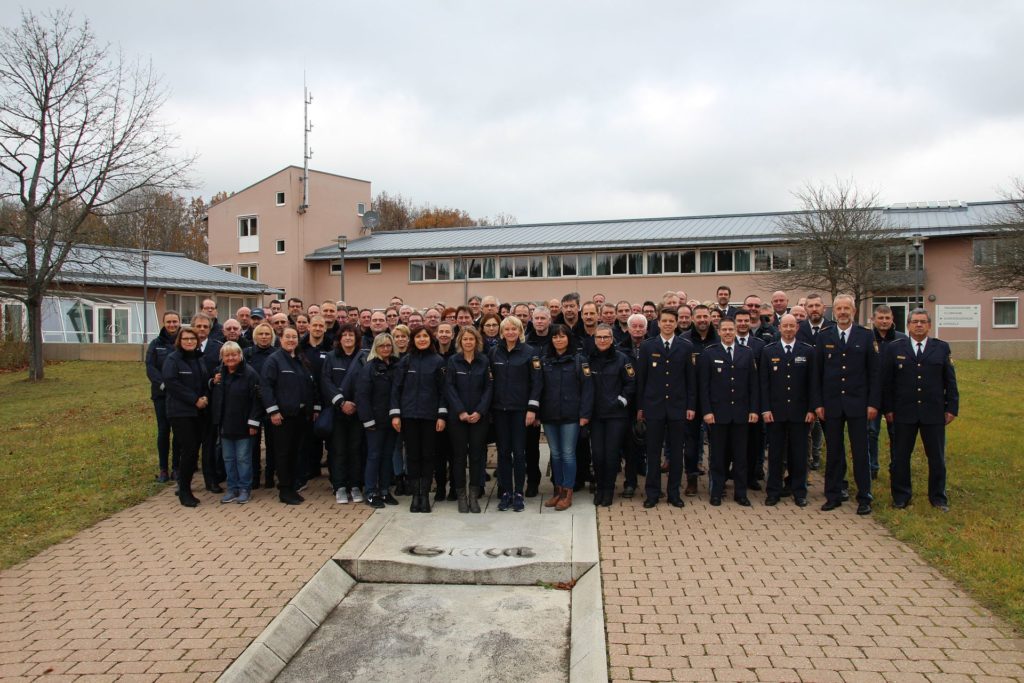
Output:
[457, 488, 469, 513]
[420, 478, 432, 513]
[468, 486, 481, 513]
[178, 489, 198, 507]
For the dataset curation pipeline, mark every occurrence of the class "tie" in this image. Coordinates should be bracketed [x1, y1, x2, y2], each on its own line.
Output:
[785, 344, 792, 357]
[812, 326, 819, 336]
[664, 340, 670, 352]
[840, 330, 847, 346]
[727, 346, 733, 360]
[739, 338, 746, 347]
[916, 342, 923, 357]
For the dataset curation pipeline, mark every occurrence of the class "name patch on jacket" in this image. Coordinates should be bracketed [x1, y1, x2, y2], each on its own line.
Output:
[625, 364, 635, 377]
[582, 363, 591, 377]
[532, 358, 541, 369]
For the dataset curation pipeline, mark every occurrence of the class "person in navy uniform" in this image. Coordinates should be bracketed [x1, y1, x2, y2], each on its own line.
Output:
[814, 294, 881, 515]
[683, 305, 720, 495]
[881, 308, 959, 512]
[586, 324, 635, 507]
[699, 318, 759, 507]
[636, 307, 696, 509]
[146, 310, 181, 483]
[162, 326, 209, 507]
[733, 309, 766, 491]
[868, 305, 907, 479]
[760, 314, 817, 507]
[797, 293, 833, 472]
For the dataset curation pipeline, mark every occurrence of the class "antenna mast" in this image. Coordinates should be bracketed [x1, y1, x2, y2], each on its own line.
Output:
[300, 77, 313, 213]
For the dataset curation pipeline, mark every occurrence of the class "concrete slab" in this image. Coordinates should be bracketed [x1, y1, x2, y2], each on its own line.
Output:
[335, 512, 595, 585]
[217, 643, 285, 683]
[569, 567, 608, 683]
[277, 583, 570, 683]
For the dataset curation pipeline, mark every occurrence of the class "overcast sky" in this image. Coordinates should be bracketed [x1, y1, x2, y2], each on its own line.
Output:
[5, 1, 1023, 223]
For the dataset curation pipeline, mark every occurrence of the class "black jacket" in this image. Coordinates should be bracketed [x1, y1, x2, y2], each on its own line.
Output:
[635, 335, 696, 419]
[355, 357, 396, 429]
[199, 337, 223, 374]
[162, 349, 208, 419]
[488, 341, 543, 413]
[210, 361, 262, 439]
[759, 340, 817, 422]
[698, 343, 760, 423]
[321, 347, 368, 408]
[588, 346, 636, 419]
[539, 351, 593, 423]
[260, 349, 319, 418]
[444, 353, 493, 417]
[813, 325, 880, 416]
[244, 344, 277, 375]
[145, 328, 177, 400]
[390, 350, 448, 421]
[881, 337, 959, 424]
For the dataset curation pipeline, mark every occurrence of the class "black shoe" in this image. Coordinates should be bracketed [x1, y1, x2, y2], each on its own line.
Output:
[593, 491, 602, 506]
[446, 488, 458, 501]
[621, 485, 635, 499]
[279, 489, 302, 505]
[735, 496, 752, 507]
[206, 483, 224, 494]
[893, 500, 909, 509]
[931, 501, 950, 513]
[410, 494, 422, 513]
[857, 502, 872, 515]
[668, 497, 685, 508]
[601, 491, 614, 507]
[710, 496, 722, 506]
[178, 492, 198, 508]
[368, 494, 385, 509]
[747, 481, 762, 492]
[795, 497, 808, 507]
[840, 489, 850, 502]
[821, 500, 842, 511]
[642, 498, 657, 509]
[383, 492, 399, 506]
[779, 488, 792, 498]
[525, 483, 539, 498]
[765, 496, 780, 506]
[294, 491, 305, 503]
[157, 470, 170, 483]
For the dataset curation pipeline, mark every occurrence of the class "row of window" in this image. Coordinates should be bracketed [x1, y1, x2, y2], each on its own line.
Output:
[164, 293, 260, 325]
[237, 200, 367, 238]
[215, 264, 260, 280]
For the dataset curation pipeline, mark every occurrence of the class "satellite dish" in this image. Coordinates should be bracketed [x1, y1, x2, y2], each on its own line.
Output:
[362, 210, 380, 231]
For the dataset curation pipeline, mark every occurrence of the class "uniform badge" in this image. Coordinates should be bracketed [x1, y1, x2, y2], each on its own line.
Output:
[652, 362, 658, 368]
[582, 363, 591, 377]
[651, 352, 662, 358]
[774, 366, 779, 371]
[532, 358, 541, 370]
[825, 344, 835, 349]
[873, 341, 879, 353]
[625, 364, 635, 377]
[691, 352, 698, 366]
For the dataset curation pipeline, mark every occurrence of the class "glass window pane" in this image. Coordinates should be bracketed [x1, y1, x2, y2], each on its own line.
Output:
[424, 261, 438, 280]
[717, 250, 733, 271]
[754, 248, 770, 272]
[664, 251, 680, 273]
[437, 259, 450, 281]
[514, 257, 529, 278]
[734, 249, 750, 272]
[647, 252, 662, 275]
[410, 261, 424, 282]
[628, 252, 643, 274]
[530, 256, 544, 278]
[483, 258, 496, 279]
[578, 254, 592, 276]
[548, 255, 561, 277]
[995, 300, 1017, 326]
[63, 299, 92, 342]
[772, 248, 792, 271]
[596, 253, 611, 276]
[700, 251, 716, 273]
[454, 257, 465, 280]
[500, 257, 514, 279]
[611, 253, 627, 275]
[562, 256, 577, 277]
[681, 251, 695, 273]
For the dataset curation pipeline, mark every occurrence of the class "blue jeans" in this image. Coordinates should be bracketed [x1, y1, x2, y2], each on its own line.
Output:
[221, 437, 253, 493]
[365, 428, 397, 496]
[544, 421, 580, 489]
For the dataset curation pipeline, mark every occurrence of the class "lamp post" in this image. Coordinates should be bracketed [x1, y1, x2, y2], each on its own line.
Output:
[141, 249, 150, 359]
[911, 233, 923, 309]
[336, 235, 348, 303]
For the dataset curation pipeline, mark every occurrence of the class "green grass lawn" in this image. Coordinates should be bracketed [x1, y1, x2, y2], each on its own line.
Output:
[0, 360, 1022, 633]
[874, 359, 1024, 633]
[0, 361, 165, 568]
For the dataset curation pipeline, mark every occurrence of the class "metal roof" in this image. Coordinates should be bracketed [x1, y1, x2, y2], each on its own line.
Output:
[0, 242, 276, 294]
[306, 200, 1014, 260]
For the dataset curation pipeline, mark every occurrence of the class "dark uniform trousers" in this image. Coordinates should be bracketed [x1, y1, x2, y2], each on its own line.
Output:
[644, 418, 686, 499]
[767, 422, 809, 499]
[709, 423, 748, 498]
[891, 423, 946, 505]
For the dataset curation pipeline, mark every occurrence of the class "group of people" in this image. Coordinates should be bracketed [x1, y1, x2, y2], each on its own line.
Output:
[145, 285, 959, 515]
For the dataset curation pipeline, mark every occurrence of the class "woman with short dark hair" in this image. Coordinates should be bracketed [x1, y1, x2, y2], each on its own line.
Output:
[162, 327, 209, 507]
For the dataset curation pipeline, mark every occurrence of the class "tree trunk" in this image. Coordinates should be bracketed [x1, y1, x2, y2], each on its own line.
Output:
[27, 295, 45, 381]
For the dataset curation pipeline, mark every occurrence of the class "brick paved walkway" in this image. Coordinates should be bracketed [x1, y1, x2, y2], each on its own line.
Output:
[0, 482, 370, 682]
[599, 478, 1024, 683]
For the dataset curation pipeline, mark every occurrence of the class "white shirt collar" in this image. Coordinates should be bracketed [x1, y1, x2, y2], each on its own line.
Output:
[913, 337, 928, 352]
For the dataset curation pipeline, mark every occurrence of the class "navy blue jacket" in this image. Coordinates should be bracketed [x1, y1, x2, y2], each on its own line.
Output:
[390, 350, 448, 421]
[162, 349, 208, 419]
[814, 325, 880, 416]
[539, 351, 593, 423]
[796, 318, 834, 346]
[355, 357, 396, 429]
[445, 353, 493, 417]
[759, 340, 817, 422]
[145, 328, 177, 400]
[488, 341, 543, 413]
[199, 337, 223, 374]
[321, 347, 367, 407]
[881, 337, 959, 424]
[635, 335, 696, 420]
[244, 343, 277, 376]
[210, 361, 262, 438]
[588, 346, 636, 420]
[698, 343, 760, 423]
[260, 349, 319, 418]
[734, 334, 765, 358]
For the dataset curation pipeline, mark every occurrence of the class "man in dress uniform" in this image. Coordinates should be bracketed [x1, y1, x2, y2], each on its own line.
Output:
[881, 308, 959, 512]
[869, 305, 907, 479]
[760, 314, 817, 507]
[699, 318, 759, 507]
[814, 294, 880, 515]
[799, 293, 834, 470]
[734, 309, 766, 490]
[636, 307, 696, 509]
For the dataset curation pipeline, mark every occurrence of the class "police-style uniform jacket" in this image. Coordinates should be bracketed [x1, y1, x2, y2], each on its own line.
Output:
[210, 360, 262, 439]
[161, 349, 209, 419]
[759, 340, 818, 422]
[698, 343, 760, 423]
[733, 334, 765, 358]
[199, 336, 223, 374]
[538, 351, 594, 423]
[797, 318, 834, 346]
[488, 341, 543, 413]
[635, 334, 696, 420]
[321, 347, 368, 408]
[588, 346, 637, 420]
[299, 335, 332, 383]
[145, 328, 177, 400]
[244, 343, 277, 375]
[444, 353, 494, 418]
[355, 356, 395, 429]
[813, 324, 880, 415]
[880, 337, 959, 424]
[390, 350, 448, 421]
[260, 349, 320, 418]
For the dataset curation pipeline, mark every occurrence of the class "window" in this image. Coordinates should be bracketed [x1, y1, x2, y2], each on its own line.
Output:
[646, 250, 696, 275]
[754, 247, 792, 272]
[238, 216, 258, 237]
[276, 192, 285, 206]
[368, 258, 382, 274]
[874, 245, 919, 271]
[994, 298, 1018, 328]
[498, 255, 544, 279]
[276, 240, 286, 254]
[409, 258, 452, 282]
[238, 264, 258, 281]
[454, 257, 496, 280]
[214, 265, 232, 273]
[357, 202, 366, 216]
[330, 261, 342, 275]
[974, 239, 1001, 266]
[595, 251, 642, 276]
[700, 248, 750, 273]
[549, 254, 593, 277]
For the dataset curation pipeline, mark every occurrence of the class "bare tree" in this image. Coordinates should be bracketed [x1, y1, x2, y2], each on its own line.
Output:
[0, 9, 193, 379]
[90, 189, 208, 262]
[765, 179, 905, 313]
[964, 177, 1024, 291]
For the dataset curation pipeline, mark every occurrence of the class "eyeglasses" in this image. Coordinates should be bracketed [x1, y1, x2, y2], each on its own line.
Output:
[594, 335, 613, 340]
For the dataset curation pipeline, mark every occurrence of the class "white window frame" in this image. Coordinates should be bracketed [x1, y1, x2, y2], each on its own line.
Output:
[275, 192, 286, 206]
[213, 264, 232, 273]
[330, 261, 342, 275]
[357, 202, 366, 216]
[993, 297, 1019, 328]
[276, 239, 286, 254]
[238, 216, 258, 237]
[238, 263, 259, 281]
[595, 251, 643, 277]
[409, 258, 453, 283]
[368, 258, 382, 274]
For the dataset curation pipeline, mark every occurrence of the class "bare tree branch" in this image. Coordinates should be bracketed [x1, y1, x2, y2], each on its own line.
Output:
[963, 177, 1024, 291]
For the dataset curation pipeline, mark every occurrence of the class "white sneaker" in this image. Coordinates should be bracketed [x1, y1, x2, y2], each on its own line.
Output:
[336, 489, 349, 504]
[349, 488, 363, 503]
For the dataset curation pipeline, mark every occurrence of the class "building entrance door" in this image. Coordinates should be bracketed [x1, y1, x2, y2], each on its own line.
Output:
[96, 306, 130, 343]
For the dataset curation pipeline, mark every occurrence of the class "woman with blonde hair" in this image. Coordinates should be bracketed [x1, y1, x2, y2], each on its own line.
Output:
[355, 333, 400, 508]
